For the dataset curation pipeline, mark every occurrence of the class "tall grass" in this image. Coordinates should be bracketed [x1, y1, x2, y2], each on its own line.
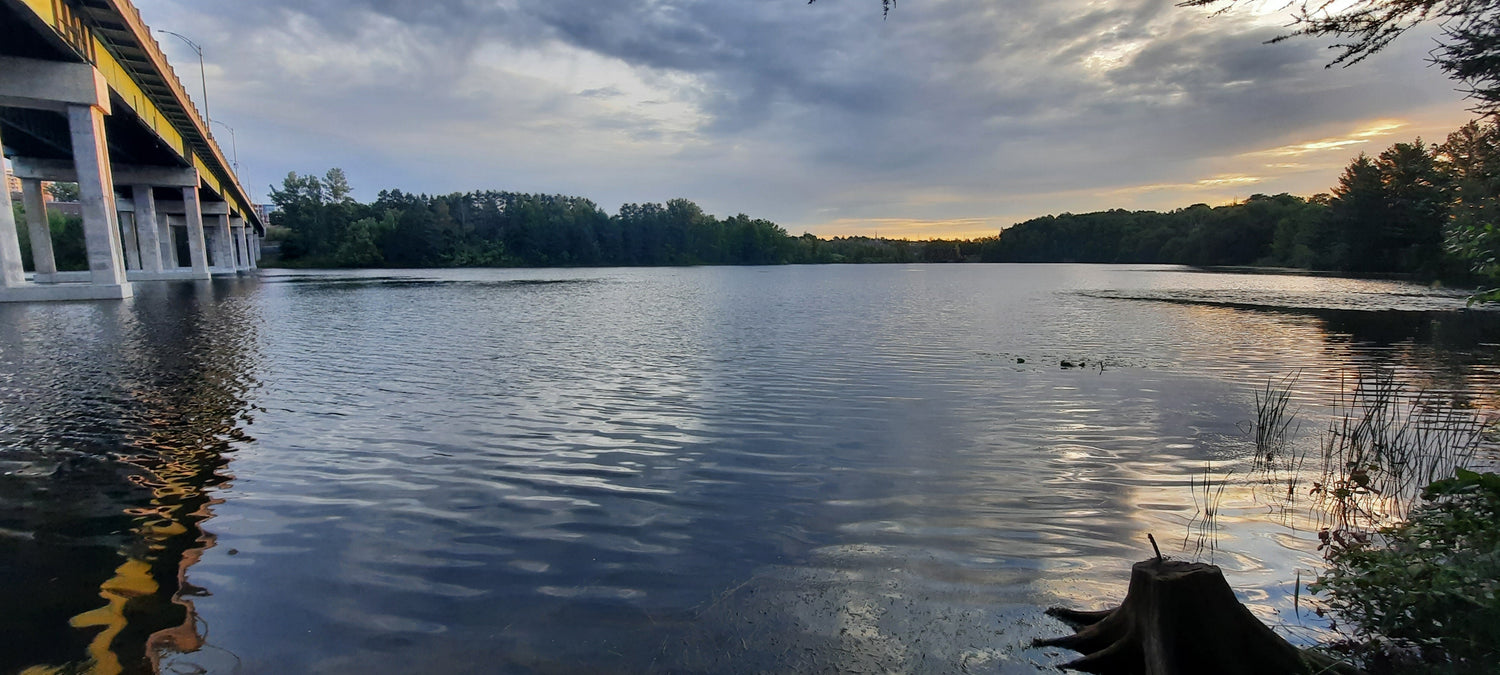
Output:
[1245, 372, 1310, 527]
[1184, 462, 1230, 559]
[1240, 369, 1488, 538]
[1309, 371, 1487, 536]
[1232, 370, 1495, 672]
[1252, 371, 1301, 464]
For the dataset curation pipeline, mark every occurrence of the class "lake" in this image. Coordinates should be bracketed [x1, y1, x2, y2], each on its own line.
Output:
[1, 264, 1496, 674]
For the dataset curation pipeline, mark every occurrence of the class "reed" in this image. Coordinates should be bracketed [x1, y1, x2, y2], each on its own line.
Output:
[1242, 372, 1311, 528]
[1252, 371, 1301, 465]
[1309, 370, 1487, 536]
[1184, 461, 1230, 559]
[1239, 369, 1487, 536]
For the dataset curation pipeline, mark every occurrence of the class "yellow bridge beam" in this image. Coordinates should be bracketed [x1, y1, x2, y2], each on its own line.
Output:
[6, 0, 262, 231]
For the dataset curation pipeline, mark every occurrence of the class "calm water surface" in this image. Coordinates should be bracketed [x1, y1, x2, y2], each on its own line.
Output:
[1, 264, 1496, 674]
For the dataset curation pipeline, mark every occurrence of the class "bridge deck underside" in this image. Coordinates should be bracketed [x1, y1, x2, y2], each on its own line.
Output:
[0, 0, 256, 227]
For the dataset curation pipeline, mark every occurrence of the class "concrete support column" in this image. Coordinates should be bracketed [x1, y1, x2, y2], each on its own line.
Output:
[120, 211, 142, 271]
[204, 226, 218, 266]
[183, 186, 211, 276]
[159, 213, 176, 269]
[67, 104, 128, 289]
[250, 234, 260, 269]
[214, 213, 233, 270]
[0, 128, 24, 288]
[0, 192, 21, 287]
[132, 185, 163, 273]
[231, 217, 249, 269]
[21, 179, 57, 280]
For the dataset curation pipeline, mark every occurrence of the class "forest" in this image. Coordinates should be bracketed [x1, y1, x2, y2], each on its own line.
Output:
[265, 171, 986, 268]
[10, 120, 1500, 298]
[258, 119, 1498, 296]
[986, 123, 1492, 282]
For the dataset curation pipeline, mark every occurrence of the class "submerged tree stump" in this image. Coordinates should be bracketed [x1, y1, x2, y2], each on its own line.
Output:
[1036, 558, 1349, 675]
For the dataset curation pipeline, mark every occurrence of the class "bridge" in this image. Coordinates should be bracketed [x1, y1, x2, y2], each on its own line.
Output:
[0, 0, 262, 302]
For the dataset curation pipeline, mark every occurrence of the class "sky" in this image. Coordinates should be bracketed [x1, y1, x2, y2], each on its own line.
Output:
[132, 0, 1477, 239]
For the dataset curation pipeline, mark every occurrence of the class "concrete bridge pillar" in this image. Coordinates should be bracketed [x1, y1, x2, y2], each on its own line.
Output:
[132, 186, 163, 274]
[203, 225, 217, 267]
[183, 186, 211, 277]
[20, 179, 57, 282]
[0, 58, 133, 300]
[3, 57, 255, 296]
[68, 103, 129, 294]
[231, 216, 250, 270]
[0, 128, 24, 288]
[159, 212, 176, 269]
[120, 210, 142, 271]
[212, 213, 234, 272]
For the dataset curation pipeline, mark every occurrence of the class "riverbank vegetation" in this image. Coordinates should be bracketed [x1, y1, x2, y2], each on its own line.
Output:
[1316, 468, 1500, 674]
[1241, 373, 1499, 674]
[988, 121, 1500, 294]
[263, 119, 1500, 299]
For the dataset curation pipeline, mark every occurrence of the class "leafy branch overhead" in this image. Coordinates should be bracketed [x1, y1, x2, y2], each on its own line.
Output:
[807, 0, 894, 18]
[1181, 0, 1500, 115]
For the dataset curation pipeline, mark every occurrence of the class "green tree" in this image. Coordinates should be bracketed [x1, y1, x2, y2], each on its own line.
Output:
[1436, 121, 1500, 299]
[269, 170, 367, 264]
[1330, 153, 1392, 272]
[1324, 141, 1453, 275]
[1314, 469, 1500, 672]
[1376, 141, 1450, 274]
[333, 214, 395, 267]
[323, 168, 354, 204]
[44, 182, 78, 202]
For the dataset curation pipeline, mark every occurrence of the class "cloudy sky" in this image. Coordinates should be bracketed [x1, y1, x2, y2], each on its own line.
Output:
[133, 0, 1474, 238]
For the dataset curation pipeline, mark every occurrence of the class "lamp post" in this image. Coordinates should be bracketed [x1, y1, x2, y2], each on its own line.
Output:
[212, 120, 238, 173]
[156, 29, 209, 127]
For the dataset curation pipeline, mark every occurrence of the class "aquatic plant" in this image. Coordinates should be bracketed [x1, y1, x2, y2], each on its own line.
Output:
[1238, 370, 1496, 673]
[1309, 371, 1487, 537]
[1252, 372, 1301, 464]
[1184, 462, 1230, 559]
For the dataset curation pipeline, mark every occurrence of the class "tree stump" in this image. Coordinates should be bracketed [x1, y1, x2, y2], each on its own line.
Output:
[1035, 558, 1349, 675]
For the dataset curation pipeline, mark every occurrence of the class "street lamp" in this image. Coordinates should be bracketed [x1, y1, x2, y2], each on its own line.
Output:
[212, 120, 238, 173]
[156, 29, 209, 127]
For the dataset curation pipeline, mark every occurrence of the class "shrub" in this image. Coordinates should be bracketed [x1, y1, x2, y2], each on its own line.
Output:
[1312, 469, 1500, 673]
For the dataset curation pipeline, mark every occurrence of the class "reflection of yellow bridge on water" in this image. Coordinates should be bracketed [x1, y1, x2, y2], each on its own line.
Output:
[2, 269, 262, 672]
[19, 400, 245, 675]
[1, 0, 265, 303]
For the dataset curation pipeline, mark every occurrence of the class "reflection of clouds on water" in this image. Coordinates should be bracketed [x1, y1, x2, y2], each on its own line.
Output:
[223, 267, 1500, 671]
[3, 265, 1496, 673]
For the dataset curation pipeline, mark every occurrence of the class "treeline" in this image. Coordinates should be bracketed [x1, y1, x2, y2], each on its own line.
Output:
[982, 194, 1327, 267]
[270, 170, 987, 267]
[268, 119, 1500, 298]
[988, 120, 1500, 292]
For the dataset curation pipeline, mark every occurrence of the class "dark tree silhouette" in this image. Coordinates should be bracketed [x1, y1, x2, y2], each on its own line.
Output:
[1182, 0, 1500, 115]
[807, 0, 894, 18]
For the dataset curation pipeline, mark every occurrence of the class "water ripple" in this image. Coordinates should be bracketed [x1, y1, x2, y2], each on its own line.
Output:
[1, 265, 1496, 673]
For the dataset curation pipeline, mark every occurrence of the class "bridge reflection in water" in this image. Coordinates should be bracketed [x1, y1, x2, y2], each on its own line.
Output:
[0, 279, 262, 674]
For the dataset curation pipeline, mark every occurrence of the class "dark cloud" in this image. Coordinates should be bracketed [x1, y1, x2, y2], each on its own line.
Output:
[134, 0, 1475, 235]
